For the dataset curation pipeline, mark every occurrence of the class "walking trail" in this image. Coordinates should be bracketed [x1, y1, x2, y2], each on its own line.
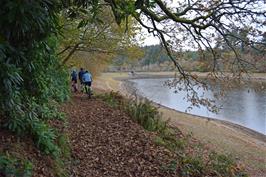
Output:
[61, 94, 177, 177]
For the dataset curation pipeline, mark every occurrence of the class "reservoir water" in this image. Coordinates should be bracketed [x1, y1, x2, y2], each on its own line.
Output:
[131, 78, 266, 135]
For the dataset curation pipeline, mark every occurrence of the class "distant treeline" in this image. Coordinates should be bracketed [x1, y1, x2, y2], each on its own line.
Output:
[110, 43, 265, 72]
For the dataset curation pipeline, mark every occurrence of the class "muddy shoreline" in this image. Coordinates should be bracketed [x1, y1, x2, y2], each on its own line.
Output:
[120, 78, 266, 143]
[112, 71, 266, 81]
[94, 72, 266, 176]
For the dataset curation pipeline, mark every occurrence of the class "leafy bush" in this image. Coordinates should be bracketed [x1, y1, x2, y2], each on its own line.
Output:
[99, 91, 123, 107]
[0, 154, 33, 177]
[99, 91, 167, 131]
[31, 120, 61, 157]
[125, 99, 161, 131]
[178, 154, 204, 176]
[0, 2, 70, 176]
[57, 134, 71, 159]
[208, 152, 248, 177]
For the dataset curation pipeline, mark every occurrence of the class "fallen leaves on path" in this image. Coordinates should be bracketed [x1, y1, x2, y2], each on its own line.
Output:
[62, 94, 178, 177]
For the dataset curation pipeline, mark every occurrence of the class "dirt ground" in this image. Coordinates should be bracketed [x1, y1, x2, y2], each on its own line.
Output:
[62, 94, 178, 177]
[93, 72, 266, 177]
[0, 94, 180, 177]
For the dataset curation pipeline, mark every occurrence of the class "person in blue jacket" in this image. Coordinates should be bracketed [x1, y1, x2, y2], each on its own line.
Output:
[82, 71, 93, 93]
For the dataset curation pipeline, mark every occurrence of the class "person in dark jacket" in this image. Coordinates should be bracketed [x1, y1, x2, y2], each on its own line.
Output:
[78, 68, 85, 91]
[78, 68, 85, 84]
[71, 70, 78, 92]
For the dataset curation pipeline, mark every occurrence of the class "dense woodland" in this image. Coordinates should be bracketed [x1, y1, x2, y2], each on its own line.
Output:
[111, 37, 266, 72]
[0, 0, 265, 176]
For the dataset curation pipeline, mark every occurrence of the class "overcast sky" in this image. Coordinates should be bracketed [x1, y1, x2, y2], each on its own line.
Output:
[136, 0, 266, 48]
[141, 32, 160, 46]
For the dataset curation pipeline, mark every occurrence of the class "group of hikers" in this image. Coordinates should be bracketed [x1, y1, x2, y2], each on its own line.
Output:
[71, 68, 92, 93]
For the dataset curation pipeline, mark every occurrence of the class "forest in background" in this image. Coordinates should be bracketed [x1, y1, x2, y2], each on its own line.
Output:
[110, 38, 266, 73]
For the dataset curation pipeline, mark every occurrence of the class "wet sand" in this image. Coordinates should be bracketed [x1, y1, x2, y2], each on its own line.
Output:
[94, 72, 266, 177]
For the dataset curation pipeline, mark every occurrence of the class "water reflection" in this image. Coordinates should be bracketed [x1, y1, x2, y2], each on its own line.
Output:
[131, 78, 266, 135]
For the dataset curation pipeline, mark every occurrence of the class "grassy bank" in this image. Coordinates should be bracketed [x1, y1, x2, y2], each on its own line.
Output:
[98, 91, 247, 176]
[94, 72, 266, 177]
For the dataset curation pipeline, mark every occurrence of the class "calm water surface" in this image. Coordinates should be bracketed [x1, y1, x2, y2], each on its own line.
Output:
[131, 78, 266, 135]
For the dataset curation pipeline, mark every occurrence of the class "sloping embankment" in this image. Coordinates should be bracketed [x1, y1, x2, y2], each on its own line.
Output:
[94, 72, 266, 177]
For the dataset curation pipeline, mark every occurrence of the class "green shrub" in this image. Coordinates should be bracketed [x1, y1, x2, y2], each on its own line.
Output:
[31, 120, 60, 157]
[57, 134, 71, 159]
[0, 154, 33, 177]
[125, 99, 162, 131]
[178, 154, 204, 176]
[98, 91, 123, 107]
[208, 152, 248, 177]
[99, 91, 167, 132]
